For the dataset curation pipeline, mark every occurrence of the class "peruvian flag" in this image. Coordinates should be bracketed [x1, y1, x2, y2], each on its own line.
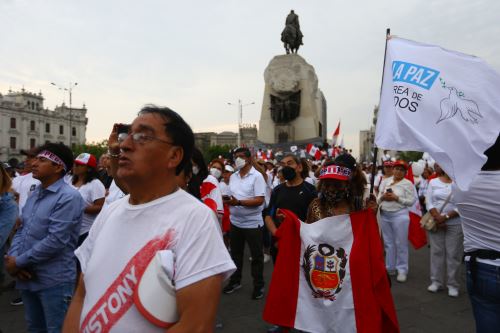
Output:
[332, 121, 341, 146]
[263, 209, 399, 333]
[200, 175, 224, 217]
[405, 164, 427, 249]
[306, 144, 321, 160]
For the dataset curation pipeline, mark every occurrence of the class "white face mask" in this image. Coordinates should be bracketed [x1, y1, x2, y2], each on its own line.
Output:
[210, 168, 222, 179]
[234, 157, 246, 171]
[192, 165, 199, 175]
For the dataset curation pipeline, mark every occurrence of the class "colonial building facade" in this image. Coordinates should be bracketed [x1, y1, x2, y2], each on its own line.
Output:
[0, 89, 87, 161]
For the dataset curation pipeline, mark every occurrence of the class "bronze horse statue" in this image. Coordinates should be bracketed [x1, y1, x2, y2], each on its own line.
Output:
[281, 24, 302, 54]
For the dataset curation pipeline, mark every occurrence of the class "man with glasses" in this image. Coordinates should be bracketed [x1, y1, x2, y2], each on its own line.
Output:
[64, 105, 235, 332]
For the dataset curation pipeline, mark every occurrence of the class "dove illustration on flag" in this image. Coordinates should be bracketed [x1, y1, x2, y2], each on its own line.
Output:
[375, 37, 500, 190]
[263, 209, 399, 333]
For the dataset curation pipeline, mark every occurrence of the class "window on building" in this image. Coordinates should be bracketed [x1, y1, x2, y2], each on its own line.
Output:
[10, 137, 16, 149]
[30, 120, 35, 131]
[46, 123, 50, 133]
[31, 101, 35, 110]
[10, 118, 16, 129]
[30, 138, 36, 148]
[59, 125, 64, 135]
[72, 127, 76, 137]
[36, 103, 39, 110]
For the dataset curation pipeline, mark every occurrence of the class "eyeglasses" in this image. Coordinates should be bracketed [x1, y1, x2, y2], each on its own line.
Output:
[118, 132, 174, 146]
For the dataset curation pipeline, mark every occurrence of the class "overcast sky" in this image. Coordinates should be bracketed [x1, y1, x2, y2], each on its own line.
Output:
[1, 0, 499, 157]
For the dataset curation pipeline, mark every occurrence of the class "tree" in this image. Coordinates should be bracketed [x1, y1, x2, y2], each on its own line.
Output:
[202, 145, 234, 162]
[73, 140, 108, 159]
[397, 151, 423, 162]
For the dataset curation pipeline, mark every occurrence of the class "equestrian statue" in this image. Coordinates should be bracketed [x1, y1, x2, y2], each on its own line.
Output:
[281, 10, 304, 54]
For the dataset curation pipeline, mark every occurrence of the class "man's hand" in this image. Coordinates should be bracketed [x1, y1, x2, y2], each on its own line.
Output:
[16, 269, 33, 281]
[224, 196, 239, 206]
[108, 123, 120, 154]
[4, 255, 20, 276]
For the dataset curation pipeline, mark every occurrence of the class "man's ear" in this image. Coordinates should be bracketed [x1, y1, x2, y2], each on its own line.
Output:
[166, 146, 184, 171]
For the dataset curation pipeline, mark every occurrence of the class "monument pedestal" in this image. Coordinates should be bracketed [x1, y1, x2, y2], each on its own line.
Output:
[258, 54, 326, 145]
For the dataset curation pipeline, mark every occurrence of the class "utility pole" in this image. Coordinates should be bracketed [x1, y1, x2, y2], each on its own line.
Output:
[51, 82, 78, 147]
[227, 99, 254, 146]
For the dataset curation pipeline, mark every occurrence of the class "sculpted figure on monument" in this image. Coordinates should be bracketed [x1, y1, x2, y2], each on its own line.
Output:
[270, 91, 301, 124]
[281, 10, 303, 54]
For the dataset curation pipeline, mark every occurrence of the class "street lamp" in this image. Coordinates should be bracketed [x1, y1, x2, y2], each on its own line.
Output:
[227, 99, 255, 147]
[51, 82, 78, 147]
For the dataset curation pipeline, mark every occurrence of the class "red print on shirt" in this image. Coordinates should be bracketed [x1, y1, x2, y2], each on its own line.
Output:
[81, 230, 176, 333]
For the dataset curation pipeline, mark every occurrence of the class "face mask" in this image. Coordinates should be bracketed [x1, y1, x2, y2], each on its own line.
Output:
[210, 168, 222, 179]
[234, 157, 246, 171]
[282, 166, 297, 181]
[192, 165, 199, 175]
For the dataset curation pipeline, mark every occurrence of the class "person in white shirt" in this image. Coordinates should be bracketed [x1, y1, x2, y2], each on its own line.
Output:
[452, 136, 500, 332]
[201, 159, 225, 220]
[11, 148, 41, 215]
[63, 106, 235, 333]
[374, 161, 393, 195]
[425, 164, 462, 297]
[223, 147, 267, 300]
[377, 160, 417, 283]
[71, 153, 106, 245]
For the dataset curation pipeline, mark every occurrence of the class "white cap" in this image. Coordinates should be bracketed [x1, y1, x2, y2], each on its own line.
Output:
[224, 165, 234, 172]
[134, 250, 178, 328]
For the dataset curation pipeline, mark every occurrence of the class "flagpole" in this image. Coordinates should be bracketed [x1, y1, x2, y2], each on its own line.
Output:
[369, 28, 391, 194]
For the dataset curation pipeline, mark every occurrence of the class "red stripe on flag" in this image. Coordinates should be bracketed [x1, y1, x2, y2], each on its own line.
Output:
[350, 210, 400, 333]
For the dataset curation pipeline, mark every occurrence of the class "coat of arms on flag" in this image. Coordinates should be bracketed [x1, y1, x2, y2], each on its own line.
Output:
[303, 243, 347, 302]
[263, 209, 399, 333]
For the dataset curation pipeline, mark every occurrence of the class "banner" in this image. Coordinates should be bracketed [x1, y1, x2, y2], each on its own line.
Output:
[375, 37, 500, 190]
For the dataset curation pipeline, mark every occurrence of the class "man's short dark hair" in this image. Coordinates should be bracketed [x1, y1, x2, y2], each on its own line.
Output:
[233, 147, 251, 158]
[38, 142, 74, 176]
[282, 153, 300, 165]
[138, 105, 194, 175]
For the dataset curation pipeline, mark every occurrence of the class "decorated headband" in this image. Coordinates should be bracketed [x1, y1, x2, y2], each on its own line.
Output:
[319, 164, 352, 181]
[37, 150, 67, 171]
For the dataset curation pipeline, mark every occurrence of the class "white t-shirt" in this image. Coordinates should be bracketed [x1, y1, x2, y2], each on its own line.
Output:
[378, 176, 416, 212]
[229, 167, 267, 228]
[11, 173, 40, 214]
[103, 180, 126, 209]
[74, 179, 106, 236]
[425, 178, 460, 225]
[219, 181, 231, 196]
[75, 189, 235, 333]
[453, 171, 500, 266]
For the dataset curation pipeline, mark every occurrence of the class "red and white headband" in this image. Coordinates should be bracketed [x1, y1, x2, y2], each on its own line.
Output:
[319, 164, 352, 181]
[37, 150, 67, 171]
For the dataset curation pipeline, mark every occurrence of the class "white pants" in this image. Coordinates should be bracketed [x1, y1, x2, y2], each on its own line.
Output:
[380, 209, 410, 274]
[428, 222, 464, 288]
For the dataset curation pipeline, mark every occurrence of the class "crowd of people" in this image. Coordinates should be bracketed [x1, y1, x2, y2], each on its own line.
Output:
[0, 105, 499, 332]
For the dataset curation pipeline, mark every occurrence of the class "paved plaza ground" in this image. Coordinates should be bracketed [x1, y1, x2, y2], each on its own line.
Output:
[1, 245, 474, 333]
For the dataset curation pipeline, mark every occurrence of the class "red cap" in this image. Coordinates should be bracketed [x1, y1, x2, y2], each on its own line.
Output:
[383, 160, 394, 167]
[319, 164, 352, 181]
[74, 153, 97, 168]
[393, 160, 408, 169]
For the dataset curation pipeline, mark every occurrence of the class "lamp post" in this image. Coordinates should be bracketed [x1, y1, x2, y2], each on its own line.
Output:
[227, 99, 254, 147]
[51, 82, 78, 147]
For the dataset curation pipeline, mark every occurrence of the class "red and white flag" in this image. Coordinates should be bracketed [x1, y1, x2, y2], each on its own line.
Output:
[332, 121, 341, 146]
[306, 144, 321, 160]
[405, 164, 427, 249]
[200, 175, 224, 216]
[263, 210, 399, 333]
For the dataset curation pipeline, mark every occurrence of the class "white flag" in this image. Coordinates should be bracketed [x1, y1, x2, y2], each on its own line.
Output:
[375, 37, 500, 190]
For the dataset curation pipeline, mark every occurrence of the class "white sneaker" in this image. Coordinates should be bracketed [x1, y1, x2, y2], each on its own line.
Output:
[264, 254, 271, 263]
[396, 272, 407, 283]
[448, 286, 459, 298]
[427, 282, 442, 293]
